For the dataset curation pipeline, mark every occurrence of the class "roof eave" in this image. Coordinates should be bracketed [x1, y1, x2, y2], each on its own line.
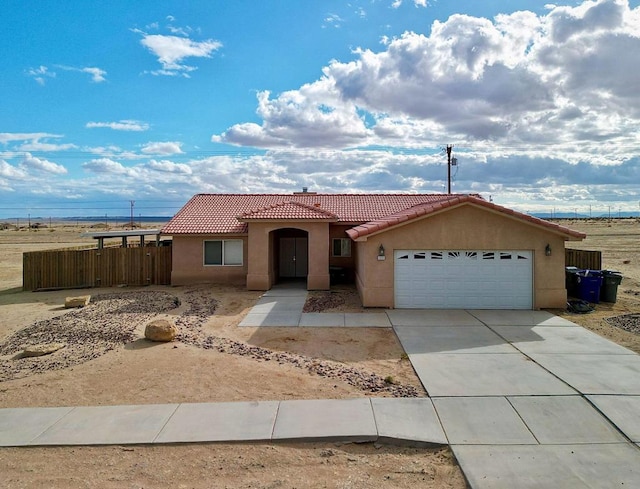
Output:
[347, 198, 587, 241]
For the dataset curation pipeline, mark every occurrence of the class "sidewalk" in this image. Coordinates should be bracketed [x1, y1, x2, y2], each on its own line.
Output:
[0, 398, 446, 448]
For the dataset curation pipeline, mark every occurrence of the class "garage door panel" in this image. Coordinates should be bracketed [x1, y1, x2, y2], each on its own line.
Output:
[394, 250, 533, 310]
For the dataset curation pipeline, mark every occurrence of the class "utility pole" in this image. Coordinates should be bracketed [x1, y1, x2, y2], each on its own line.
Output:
[130, 200, 135, 229]
[446, 144, 453, 194]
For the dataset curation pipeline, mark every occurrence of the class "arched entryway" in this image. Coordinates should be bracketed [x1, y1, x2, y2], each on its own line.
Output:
[274, 228, 309, 283]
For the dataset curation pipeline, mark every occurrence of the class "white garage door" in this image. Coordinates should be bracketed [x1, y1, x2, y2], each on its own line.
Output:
[394, 250, 533, 309]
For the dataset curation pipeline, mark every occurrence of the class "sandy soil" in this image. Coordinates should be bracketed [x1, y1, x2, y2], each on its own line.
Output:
[559, 218, 640, 352]
[0, 224, 462, 489]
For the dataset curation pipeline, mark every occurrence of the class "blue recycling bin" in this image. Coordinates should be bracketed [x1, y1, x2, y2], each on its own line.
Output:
[575, 271, 603, 303]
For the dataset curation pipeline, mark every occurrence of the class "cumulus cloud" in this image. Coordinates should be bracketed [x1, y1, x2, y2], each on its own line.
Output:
[0, 160, 27, 179]
[20, 153, 67, 175]
[214, 82, 374, 148]
[135, 25, 222, 76]
[86, 120, 150, 131]
[145, 159, 192, 174]
[214, 0, 640, 168]
[140, 141, 184, 155]
[82, 158, 132, 175]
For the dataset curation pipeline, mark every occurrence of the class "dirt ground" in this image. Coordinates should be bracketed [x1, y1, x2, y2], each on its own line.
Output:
[559, 218, 640, 352]
[0, 223, 462, 489]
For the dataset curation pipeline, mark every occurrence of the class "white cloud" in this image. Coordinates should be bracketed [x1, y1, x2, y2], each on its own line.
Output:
[86, 120, 150, 131]
[82, 158, 132, 175]
[81, 67, 107, 83]
[323, 14, 345, 29]
[26, 65, 56, 85]
[20, 153, 67, 175]
[17, 141, 77, 152]
[53, 65, 107, 83]
[0, 133, 77, 153]
[214, 0, 640, 164]
[135, 28, 222, 76]
[140, 141, 184, 155]
[83, 146, 143, 160]
[214, 83, 373, 148]
[0, 160, 27, 179]
[0, 132, 63, 144]
[391, 0, 430, 8]
[146, 159, 192, 174]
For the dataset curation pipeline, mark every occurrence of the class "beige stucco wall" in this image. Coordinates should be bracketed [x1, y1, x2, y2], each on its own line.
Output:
[246, 221, 331, 291]
[354, 204, 570, 309]
[170, 235, 248, 286]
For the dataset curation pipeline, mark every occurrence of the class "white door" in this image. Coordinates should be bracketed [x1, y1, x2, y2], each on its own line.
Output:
[279, 237, 308, 278]
[394, 250, 533, 309]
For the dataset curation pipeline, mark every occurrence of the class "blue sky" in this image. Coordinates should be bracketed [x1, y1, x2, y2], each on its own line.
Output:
[1, 0, 639, 218]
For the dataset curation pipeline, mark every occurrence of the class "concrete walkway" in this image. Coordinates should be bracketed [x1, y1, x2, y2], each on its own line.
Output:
[3, 292, 640, 488]
[239, 283, 391, 328]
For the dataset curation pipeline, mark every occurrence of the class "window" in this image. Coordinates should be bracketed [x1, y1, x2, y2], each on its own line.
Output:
[332, 238, 351, 257]
[204, 240, 243, 266]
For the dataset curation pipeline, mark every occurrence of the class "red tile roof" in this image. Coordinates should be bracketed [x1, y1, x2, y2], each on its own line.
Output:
[239, 201, 338, 221]
[162, 193, 460, 234]
[161, 193, 585, 240]
[346, 195, 586, 240]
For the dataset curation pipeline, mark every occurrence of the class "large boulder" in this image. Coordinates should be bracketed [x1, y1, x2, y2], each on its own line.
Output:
[144, 319, 177, 342]
[65, 295, 91, 308]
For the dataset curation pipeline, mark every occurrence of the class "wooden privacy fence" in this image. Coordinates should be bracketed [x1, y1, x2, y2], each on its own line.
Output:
[565, 249, 602, 270]
[23, 246, 172, 291]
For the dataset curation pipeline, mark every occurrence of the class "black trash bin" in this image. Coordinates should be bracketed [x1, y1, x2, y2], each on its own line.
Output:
[565, 267, 582, 298]
[600, 270, 623, 303]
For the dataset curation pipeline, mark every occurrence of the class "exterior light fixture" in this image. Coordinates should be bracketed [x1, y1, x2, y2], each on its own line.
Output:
[378, 244, 386, 260]
[545, 244, 552, 256]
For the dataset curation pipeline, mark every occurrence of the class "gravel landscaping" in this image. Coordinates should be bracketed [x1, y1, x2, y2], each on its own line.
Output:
[605, 314, 640, 335]
[0, 290, 180, 381]
[0, 288, 419, 397]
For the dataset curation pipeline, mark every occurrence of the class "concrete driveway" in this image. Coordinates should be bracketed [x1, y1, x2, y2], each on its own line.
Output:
[390, 309, 640, 488]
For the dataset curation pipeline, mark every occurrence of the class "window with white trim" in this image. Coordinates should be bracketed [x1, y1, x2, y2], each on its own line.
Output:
[332, 238, 352, 257]
[204, 240, 243, 266]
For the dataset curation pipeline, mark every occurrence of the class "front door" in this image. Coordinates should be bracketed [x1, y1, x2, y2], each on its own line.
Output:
[279, 237, 308, 278]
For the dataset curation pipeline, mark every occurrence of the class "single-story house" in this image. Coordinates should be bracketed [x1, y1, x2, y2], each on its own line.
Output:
[161, 192, 585, 310]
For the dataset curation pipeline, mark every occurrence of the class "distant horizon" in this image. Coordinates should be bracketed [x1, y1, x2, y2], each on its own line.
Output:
[2, 212, 638, 224]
